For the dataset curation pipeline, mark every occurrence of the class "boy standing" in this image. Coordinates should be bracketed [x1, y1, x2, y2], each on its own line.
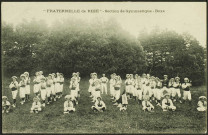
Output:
[9, 76, 18, 107]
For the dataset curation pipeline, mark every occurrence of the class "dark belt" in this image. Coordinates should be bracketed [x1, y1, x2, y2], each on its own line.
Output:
[20, 86, 25, 87]
[114, 87, 120, 90]
[11, 87, 17, 91]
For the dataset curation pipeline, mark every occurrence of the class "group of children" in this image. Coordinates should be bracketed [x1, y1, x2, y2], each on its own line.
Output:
[2, 72, 207, 114]
[4, 71, 65, 113]
[87, 73, 207, 112]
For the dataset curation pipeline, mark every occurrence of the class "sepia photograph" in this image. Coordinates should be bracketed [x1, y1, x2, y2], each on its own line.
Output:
[1, 2, 207, 134]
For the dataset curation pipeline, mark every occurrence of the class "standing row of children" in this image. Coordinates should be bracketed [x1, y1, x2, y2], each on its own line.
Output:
[87, 73, 207, 112]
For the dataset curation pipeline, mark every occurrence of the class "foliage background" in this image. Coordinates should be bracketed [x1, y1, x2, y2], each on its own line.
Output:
[1, 18, 206, 85]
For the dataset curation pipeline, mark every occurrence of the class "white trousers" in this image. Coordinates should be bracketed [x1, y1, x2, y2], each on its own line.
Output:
[25, 85, 30, 94]
[143, 86, 150, 96]
[110, 85, 115, 96]
[101, 83, 107, 94]
[19, 87, 25, 98]
[51, 84, 56, 95]
[132, 87, 137, 97]
[55, 83, 60, 93]
[60, 84, 63, 92]
[40, 89, 47, 100]
[155, 88, 163, 100]
[114, 90, 120, 100]
[135, 90, 143, 100]
[183, 91, 191, 100]
[94, 91, 101, 99]
[172, 88, 181, 98]
[12, 90, 18, 99]
[46, 87, 52, 97]
[71, 90, 78, 99]
[34, 84, 40, 93]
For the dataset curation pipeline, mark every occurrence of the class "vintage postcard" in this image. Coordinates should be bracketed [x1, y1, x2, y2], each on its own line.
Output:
[1, 2, 207, 134]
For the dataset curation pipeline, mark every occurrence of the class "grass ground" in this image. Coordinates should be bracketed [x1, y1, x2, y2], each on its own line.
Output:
[2, 77, 207, 134]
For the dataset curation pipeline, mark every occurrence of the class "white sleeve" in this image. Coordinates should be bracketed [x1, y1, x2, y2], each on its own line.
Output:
[9, 83, 13, 89]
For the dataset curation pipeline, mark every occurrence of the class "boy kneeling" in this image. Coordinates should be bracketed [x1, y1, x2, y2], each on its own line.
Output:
[2, 96, 11, 113]
[30, 97, 42, 113]
[162, 92, 176, 111]
[64, 95, 75, 114]
[91, 97, 106, 112]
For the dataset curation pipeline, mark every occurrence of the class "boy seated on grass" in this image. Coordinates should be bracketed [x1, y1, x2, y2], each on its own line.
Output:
[30, 97, 42, 113]
[142, 94, 154, 112]
[2, 96, 11, 114]
[91, 97, 106, 112]
[197, 96, 207, 112]
[162, 92, 176, 112]
[64, 95, 75, 114]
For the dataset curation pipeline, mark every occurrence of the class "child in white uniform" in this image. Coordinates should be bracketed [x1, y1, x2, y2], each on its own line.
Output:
[64, 95, 75, 114]
[181, 78, 192, 102]
[149, 76, 156, 101]
[100, 74, 109, 94]
[142, 95, 154, 112]
[24, 72, 31, 101]
[33, 72, 41, 96]
[2, 96, 11, 113]
[88, 73, 94, 97]
[91, 97, 106, 112]
[197, 96, 207, 112]
[30, 97, 42, 113]
[59, 73, 64, 98]
[94, 79, 102, 102]
[162, 92, 176, 111]
[19, 74, 26, 105]
[135, 76, 143, 104]
[9, 76, 18, 107]
[69, 77, 78, 105]
[113, 76, 122, 105]
[76, 72, 81, 97]
[155, 78, 163, 106]
[118, 89, 128, 111]
[172, 77, 182, 103]
[168, 78, 175, 100]
[109, 74, 115, 99]
[40, 77, 47, 107]
[55, 72, 61, 99]
[125, 74, 132, 99]
[46, 74, 53, 104]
